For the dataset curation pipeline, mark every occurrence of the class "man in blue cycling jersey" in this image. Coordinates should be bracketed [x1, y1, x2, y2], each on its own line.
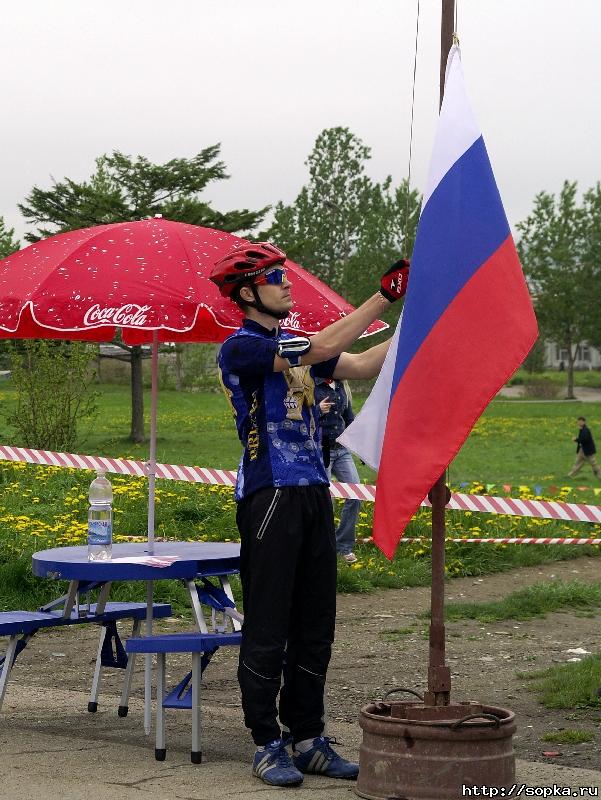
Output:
[210, 243, 409, 787]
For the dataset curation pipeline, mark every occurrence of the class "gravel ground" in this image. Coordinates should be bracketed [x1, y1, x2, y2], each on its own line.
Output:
[1, 555, 600, 796]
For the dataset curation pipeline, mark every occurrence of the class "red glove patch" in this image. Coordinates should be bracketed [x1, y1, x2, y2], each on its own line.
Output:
[380, 259, 410, 302]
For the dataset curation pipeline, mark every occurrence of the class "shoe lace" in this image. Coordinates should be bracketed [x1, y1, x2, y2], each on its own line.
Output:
[318, 736, 340, 760]
[271, 741, 293, 768]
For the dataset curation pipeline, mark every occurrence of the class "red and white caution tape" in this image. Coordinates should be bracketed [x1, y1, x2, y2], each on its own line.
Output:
[394, 537, 601, 546]
[1, 444, 601, 526]
[0, 444, 237, 486]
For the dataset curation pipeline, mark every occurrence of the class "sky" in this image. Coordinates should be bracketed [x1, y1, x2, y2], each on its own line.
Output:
[1, 0, 599, 241]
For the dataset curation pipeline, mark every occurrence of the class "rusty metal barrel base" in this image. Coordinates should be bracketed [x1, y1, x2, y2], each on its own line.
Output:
[356, 699, 516, 800]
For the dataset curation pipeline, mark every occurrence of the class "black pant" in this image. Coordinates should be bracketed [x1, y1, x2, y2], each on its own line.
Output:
[236, 484, 337, 746]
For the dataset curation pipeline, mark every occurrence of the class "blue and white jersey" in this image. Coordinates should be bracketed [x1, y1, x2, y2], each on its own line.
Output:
[218, 319, 339, 501]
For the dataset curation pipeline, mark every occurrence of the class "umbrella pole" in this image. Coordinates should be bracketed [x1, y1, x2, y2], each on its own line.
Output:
[144, 580, 153, 736]
[147, 332, 159, 554]
[145, 331, 159, 735]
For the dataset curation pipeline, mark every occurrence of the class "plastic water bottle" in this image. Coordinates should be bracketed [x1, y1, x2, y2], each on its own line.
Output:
[87, 469, 113, 561]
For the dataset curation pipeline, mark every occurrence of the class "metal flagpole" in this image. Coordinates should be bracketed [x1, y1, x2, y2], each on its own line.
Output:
[423, 0, 455, 709]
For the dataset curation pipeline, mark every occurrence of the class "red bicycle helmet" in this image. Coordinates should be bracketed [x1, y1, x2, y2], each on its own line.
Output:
[210, 242, 287, 297]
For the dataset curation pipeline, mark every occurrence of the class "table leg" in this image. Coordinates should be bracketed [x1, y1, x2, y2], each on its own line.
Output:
[144, 580, 153, 736]
[87, 625, 108, 713]
[191, 651, 202, 764]
[186, 580, 209, 634]
[155, 652, 166, 761]
[118, 618, 141, 717]
[63, 580, 80, 619]
[0, 636, 18, 713]
[95, 581, 112, 614]
[219, 576, 244, 631]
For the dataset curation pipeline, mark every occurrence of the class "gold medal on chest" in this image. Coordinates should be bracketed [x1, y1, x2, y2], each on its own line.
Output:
[283, 366, 315, 431]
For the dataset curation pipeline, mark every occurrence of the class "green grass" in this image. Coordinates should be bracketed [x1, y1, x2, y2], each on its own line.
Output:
[380, 626, 416, 641]
[522, 654, 601, 709]
[449, 399, 601, 487]
[437, 580, 601, 622]
[1, 382, 601, 608]
[541, 729, 595, 744]
[1, 382, 601, 489]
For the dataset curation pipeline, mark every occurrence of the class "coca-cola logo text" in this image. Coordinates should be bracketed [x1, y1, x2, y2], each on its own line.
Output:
[281, 311, 301, 329]
[83, 304, 152, 327]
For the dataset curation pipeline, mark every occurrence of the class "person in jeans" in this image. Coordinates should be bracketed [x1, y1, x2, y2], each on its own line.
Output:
[568, 416, 601, 478]
[210, 242, 409, 788]
[315, 378, 361, 563]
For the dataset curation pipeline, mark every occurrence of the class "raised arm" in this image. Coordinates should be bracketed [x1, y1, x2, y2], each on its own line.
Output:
[272, 259, 409, 372]
[333, 339, 392, 380]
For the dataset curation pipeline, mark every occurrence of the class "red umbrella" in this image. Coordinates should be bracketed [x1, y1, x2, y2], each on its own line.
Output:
[0, 217, 386, 343]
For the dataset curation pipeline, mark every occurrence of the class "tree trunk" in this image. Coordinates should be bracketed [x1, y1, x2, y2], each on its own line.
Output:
[130, 345, 145, 442]
[566, 341, 576, 400]
[174, 344, 184, 392]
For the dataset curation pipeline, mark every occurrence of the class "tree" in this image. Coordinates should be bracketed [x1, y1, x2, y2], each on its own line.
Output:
[265, 127, 420, 318]
[0, 217, 20, 369]
[522, 336, 545, 374]
[0, 216, 20, 258]
[344, 177, 420, 311]
[19, 149, 268, 441]
[578, 183, 601, 355]
[266, 127, 372, 292]
[517, 181, 600, 399]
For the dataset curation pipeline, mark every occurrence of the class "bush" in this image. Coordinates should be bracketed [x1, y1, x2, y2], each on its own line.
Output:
[522, 378, 561, 399]
[9, 340, 98, 451]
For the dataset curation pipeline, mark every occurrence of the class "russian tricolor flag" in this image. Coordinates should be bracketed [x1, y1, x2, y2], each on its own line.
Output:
[339, 46, 538, 559]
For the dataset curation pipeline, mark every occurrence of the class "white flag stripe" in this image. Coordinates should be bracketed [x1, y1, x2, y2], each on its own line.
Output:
[423, 46, 481, 208]
[338, 313, 402, 468]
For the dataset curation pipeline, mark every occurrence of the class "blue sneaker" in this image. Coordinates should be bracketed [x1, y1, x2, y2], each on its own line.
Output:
[293, 736, 359, 779]
[253, 738, 304, 786]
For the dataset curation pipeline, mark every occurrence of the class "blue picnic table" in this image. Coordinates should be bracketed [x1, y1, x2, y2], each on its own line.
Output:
[1, 541, 241, 723]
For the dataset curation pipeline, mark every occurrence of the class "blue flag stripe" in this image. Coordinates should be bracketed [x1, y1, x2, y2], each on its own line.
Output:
[391, 136, 511, 396]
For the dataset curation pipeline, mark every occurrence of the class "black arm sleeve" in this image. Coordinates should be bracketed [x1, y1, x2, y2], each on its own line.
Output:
[219, 336, 278, 377]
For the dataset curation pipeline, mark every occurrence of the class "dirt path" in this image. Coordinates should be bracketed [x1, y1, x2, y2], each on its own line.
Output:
[5, 555, 601, 774]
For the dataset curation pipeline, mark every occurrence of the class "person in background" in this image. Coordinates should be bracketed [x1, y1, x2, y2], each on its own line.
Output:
[315, 377, 361, 563]
[211, 242, 409, 788]
[568, 416, 601, 479]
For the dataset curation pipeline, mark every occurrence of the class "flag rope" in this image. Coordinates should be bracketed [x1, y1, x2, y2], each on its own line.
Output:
[1, 444, 601, 528]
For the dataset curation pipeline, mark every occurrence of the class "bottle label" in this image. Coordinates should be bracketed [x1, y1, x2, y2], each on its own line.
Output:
[88, 520, 112, 546]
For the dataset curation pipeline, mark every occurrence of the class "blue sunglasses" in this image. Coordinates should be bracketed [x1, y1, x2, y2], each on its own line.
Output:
[255, 267, 287, 286]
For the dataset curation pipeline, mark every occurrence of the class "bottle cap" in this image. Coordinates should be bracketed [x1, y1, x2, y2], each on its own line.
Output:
[96, 468, 107, 476]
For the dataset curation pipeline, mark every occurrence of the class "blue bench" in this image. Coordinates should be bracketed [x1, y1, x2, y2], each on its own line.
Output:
[126, 630, 242, 763]
[0, 602, 172, 715]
